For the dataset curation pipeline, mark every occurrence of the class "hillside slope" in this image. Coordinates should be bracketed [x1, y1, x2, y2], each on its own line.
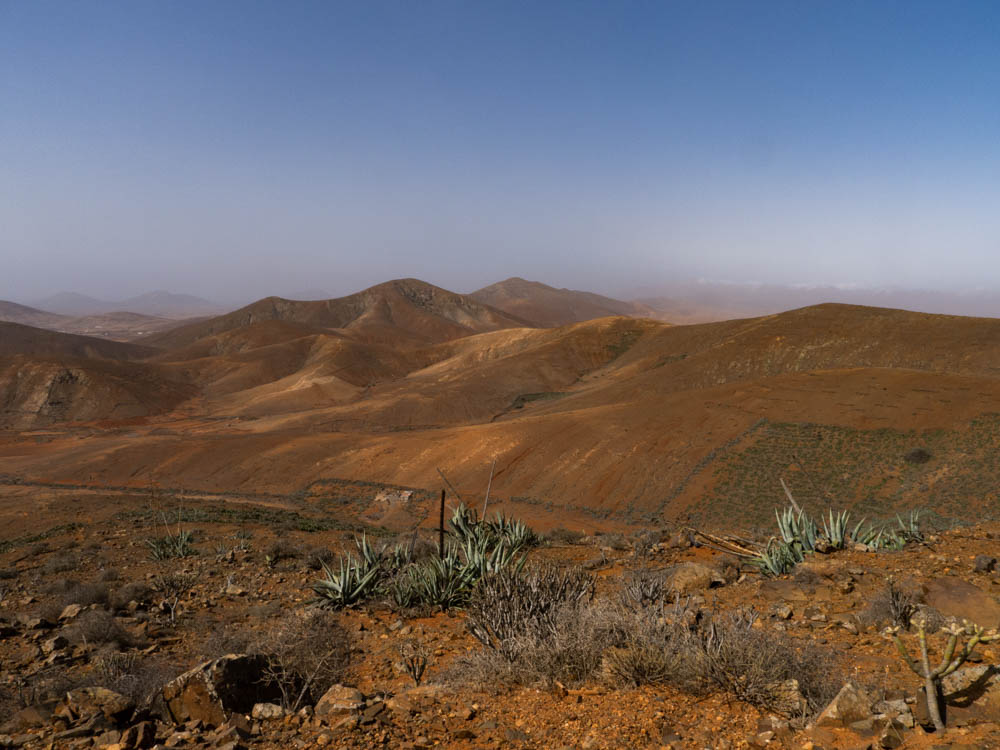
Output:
[471, 277, 666, 327]
[148, 278, 531, 350]
[0, 322, 155, 360]
[5, 301, 1000, 529]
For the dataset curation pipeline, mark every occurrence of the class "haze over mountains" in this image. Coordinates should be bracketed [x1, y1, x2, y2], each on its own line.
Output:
[28, 290, 224, 318]
[4, 275, 1000, 530]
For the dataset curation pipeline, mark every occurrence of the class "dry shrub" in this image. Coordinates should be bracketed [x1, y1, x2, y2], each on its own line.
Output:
[859, 577, 922, 630]
[305, 546, 336, 571]
[197, 623, 255, 662]
[264, 538, 302, 564]
[620, 568, 670, 609]
[99, 568, 121, 582]
[687, 609, 840, 714]
[457, 568, 841, 716]
[467, 564, 595, 660]
[252, 610, 351, 711]
[42, 551, 79, 574]
[92, 649, 173, 705]
[599, 533, 630, 551]
[60, 582, 110, 609]
[545, 527, 585, 545]
[65, 611, 138, 649]
[111, 581, 153, 611]
[630, 529, 663, 557]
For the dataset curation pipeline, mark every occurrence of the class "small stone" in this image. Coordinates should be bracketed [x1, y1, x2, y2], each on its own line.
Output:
[59, 604, 84, 620]
[41, 635, 69, 655]
[773, 604, 793, 620]
[251, 703, 284, 720]
[974, 555, 997, 573]
[815, 682, 873, 727]
[314, 684, 363, 723]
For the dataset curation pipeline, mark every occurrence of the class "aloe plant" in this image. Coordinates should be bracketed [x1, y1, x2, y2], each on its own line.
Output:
[750, 537, 801, 577]
[822, 509, 851, 549]
[775, 506, 817, 553]
[313, 555, 383, 608]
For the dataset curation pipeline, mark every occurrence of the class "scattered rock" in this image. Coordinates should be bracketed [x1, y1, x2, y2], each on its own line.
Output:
[62, 687, 135, 724]
[59, 603, 83, 621]
[314, 684, 364, 723]
[251, 703, 285, 720]
[815, 682, 873, 728]
[974, 555, 997, 574]
[119, 721, 156, 749]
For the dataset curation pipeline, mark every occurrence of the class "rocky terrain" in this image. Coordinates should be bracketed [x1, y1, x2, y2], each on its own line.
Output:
[3, 481, 1000, 749]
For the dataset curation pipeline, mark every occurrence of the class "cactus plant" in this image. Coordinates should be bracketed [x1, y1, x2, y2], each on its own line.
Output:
[885, 615, 999, 730]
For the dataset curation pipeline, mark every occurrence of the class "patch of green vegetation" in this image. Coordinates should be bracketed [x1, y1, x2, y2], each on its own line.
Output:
[606, 329, 643, 360]
[0, 523, 83, 555]
[115, 504, 390, 536]
[687, 414, 1000, 529]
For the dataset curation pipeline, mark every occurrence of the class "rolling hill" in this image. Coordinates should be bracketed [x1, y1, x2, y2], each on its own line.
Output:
[0, 322, 155, 360]
[0, 300, 68, 329]
[4, 284, 1000, 530]
[146, 278, 532, 350]
[470, 277, 667, 327]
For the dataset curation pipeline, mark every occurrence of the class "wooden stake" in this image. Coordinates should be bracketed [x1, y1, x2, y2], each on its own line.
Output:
[482, 458, 496, 519]
[438, 488, 446, 560]
[779, 477, 803, 515]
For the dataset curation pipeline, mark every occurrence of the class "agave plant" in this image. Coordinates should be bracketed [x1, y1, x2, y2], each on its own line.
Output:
[312, 554, 383, 608]
[775, 505, 818, 553]
[448, 502, 483, 545]
[410, 550, 478, 609]
[822, 509, 851, 549]
[750, 537, 801, 577]
[896, 509, 924, 543]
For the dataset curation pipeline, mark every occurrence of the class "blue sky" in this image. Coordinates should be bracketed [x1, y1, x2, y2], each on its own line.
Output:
[2, 1, 999, 302]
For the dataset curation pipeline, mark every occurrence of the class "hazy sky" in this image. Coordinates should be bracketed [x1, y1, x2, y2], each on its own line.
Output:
[3, 1, 999, 303]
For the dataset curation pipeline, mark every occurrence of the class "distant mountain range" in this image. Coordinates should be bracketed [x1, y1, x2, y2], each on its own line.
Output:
[28, 290, 223, 318]
[630, 282, 1000, 324]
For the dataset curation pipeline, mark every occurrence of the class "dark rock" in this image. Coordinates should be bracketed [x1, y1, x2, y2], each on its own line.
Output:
[974, 556, 997, 574]
[120, 720, 156, 749]
[157, 654, 286, 728]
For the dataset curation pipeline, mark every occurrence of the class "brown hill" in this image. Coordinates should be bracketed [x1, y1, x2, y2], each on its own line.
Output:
[470, 277, 667, 327]
[0, 300, 67, 329]
[0, 355, 196, 429]
[147, 278, 532, 351]
[0, 321, 155, 360]
[7, 299, 1000, 529]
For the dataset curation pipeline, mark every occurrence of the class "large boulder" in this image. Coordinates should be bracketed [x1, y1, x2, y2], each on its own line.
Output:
[156, 654, 287, 727]
[923, 578, 1000, 629]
